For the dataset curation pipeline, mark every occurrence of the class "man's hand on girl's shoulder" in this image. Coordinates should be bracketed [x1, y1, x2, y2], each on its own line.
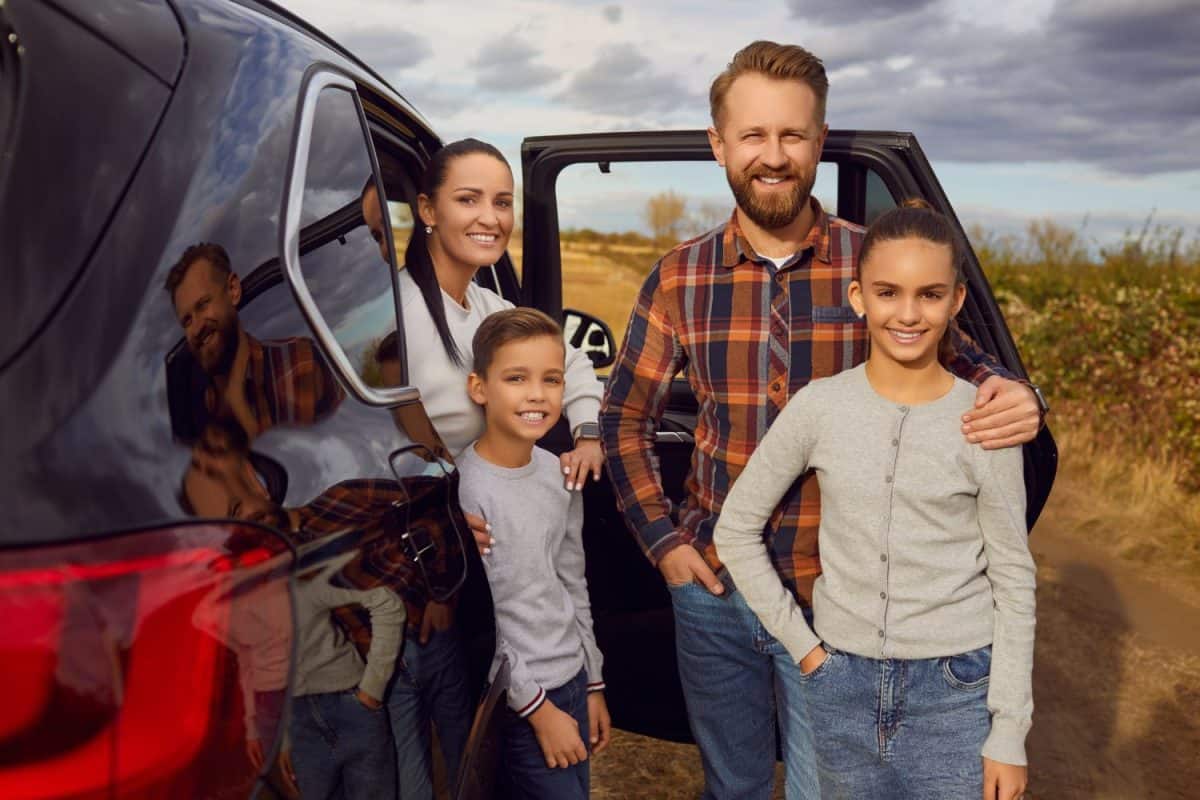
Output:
[962, 376, 1041, 450]
[528, 699, 589, 768]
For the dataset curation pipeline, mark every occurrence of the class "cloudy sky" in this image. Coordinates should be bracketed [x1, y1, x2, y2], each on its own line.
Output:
[280, 0, 1199, 247]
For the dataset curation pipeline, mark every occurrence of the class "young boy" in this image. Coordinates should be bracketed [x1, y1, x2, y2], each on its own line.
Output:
[456, 308, 611, 799]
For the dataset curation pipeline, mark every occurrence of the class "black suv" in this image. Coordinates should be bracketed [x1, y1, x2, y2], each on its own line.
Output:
[0, 1, 1056, 798]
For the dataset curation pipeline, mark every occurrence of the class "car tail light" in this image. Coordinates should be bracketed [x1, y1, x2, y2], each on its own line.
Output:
[0, 522, 294, 799]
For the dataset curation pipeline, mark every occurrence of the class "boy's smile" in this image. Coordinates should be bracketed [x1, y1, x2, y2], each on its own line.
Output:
[469, 334, 566, 460]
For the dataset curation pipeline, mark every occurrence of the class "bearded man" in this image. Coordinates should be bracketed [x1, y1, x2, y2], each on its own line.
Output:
[166, 242, 342, 441]
[599, 41, 1043, 800]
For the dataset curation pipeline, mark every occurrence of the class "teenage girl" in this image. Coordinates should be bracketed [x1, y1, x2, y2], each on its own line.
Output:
[714, 199, 1035, 800]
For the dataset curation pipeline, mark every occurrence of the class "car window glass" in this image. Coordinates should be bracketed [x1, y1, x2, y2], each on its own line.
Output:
[296, 86, 399, 389]
[865, 168, 898, 225]
[543, 160, 838, 368]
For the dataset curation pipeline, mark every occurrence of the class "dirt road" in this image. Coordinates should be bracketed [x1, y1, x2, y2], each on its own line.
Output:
[591, 486, 1200, 799]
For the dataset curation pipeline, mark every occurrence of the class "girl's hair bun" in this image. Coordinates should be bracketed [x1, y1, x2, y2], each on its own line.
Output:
[900, 197, 934, 211]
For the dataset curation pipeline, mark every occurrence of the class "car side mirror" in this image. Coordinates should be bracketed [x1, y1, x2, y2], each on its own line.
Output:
[563, 309, 616, 370]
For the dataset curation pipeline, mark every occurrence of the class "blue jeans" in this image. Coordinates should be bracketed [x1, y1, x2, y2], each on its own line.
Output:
[669, 581, 818, 800]
[387, 627, 474, 800]
[799, 644, 992, 799]
[290, 689, 396, 800]
[502, 668, 590, 800]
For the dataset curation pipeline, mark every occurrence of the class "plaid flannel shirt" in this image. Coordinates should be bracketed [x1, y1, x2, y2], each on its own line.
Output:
[600, 202, 1013, 604]
[206, 335, 344, 436]
[292, 479, 434, 653]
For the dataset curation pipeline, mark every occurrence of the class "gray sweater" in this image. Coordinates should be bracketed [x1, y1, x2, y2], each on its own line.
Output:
[713, 364, 1035, 765]
[292, 555, 406, 702]
[457, 444, 605, 717]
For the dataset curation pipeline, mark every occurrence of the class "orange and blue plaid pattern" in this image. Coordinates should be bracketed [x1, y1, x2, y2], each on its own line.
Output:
[600, 201, 1010, 604]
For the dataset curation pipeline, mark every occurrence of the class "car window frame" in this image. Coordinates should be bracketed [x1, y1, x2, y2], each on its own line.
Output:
[279, 63, 418, 409]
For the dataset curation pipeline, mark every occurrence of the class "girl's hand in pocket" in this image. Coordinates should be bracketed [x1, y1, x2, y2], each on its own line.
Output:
[799, 644, 829, 676]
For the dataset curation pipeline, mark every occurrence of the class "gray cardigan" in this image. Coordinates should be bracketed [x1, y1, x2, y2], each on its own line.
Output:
[713, 364, 1035, 765]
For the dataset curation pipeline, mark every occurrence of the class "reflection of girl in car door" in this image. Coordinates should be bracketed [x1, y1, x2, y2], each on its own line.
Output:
[715, 202, 1036, 800]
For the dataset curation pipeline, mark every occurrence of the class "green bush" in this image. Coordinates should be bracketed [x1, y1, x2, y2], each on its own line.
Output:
[979, 221, 1200, 491]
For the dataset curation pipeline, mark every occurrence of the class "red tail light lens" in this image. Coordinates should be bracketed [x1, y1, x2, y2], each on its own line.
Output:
[0, 523, 294, 799]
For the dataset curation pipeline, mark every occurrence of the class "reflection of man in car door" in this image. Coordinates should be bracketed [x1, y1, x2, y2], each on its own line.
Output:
[600, 41, 1044, 800]
[166, 242, 343, 440]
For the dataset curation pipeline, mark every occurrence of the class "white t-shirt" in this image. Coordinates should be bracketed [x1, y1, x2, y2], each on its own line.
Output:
[397, 268, 603, 456]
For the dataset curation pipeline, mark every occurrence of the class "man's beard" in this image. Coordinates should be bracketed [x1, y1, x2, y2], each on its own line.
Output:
[192, 317, 240, 376]
[727, 165, 815, 230]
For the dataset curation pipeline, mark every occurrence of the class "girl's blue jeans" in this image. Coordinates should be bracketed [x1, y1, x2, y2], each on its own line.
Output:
[798, 644, 993, 799]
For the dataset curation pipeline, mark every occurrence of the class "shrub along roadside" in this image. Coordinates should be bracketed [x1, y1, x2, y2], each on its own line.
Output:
[977, 222, 1200, 493]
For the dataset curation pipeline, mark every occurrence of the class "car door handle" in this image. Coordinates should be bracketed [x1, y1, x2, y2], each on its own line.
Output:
[654, 431, 694, 445]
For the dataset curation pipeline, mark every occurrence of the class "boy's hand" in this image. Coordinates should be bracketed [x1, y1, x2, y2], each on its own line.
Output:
[587, 692, 612, 755]
[560, 439, 603, 491]
[962, 377, 1040, 449]
[528, 699, 588, 768]
[982, 757, 1027, 800]
[420, 600, 454, 645]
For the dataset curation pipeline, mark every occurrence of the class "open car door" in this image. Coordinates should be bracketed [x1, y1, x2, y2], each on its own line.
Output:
[519, 129, 1058, 743]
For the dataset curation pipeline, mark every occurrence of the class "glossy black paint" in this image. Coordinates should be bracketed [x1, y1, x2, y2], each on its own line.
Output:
[0, 0, 174, 374]
[1, 0, 439, 540]
[47, 0, 184, 86]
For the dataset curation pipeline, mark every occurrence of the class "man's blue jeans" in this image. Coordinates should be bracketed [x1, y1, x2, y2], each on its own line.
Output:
[290, 689, 397, 800]
[669, 581, 819, 800]
[387, 628, 474, 800]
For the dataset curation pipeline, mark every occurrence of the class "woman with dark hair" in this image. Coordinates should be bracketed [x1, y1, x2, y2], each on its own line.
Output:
[394, 138, 604, 487]
[362, 140, 605, 800]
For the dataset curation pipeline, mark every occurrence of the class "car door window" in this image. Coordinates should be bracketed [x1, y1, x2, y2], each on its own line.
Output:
[547, 159, 862, 370]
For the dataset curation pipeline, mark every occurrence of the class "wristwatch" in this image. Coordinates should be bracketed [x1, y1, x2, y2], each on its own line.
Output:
[1028, 382, 1050, 426]
[573, 421, 601, 442]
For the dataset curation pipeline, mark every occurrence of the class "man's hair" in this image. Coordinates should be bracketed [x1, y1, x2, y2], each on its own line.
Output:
[709, 41, 829, 129]
[471, 308, 563, 377]
[165, 242, 233, 302]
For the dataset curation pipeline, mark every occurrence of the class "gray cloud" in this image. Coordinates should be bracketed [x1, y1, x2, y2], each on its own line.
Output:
[557, 43, 699, 117]
[472, 35, 560, 92]
[786, 0, 937, 25]
[603, 4, 622, 23]
[339, 29, 433, 75]
[810, 0, 1200, 174]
